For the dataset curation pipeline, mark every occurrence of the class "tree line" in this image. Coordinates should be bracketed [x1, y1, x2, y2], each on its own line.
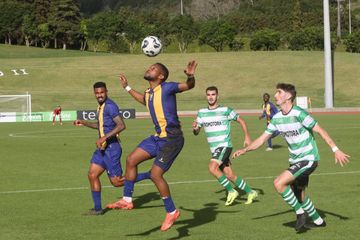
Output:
[1, 0, 360, 53]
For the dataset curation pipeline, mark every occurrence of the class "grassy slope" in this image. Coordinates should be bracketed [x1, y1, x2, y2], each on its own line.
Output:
[0, 44, 359, 112]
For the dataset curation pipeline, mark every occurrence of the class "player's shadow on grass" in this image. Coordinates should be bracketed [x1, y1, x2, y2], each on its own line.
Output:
[216, 187, 264, 205]
[253, 208, 349, 233]
[271, 144, 283, 149]
[126, 202, 239, 239]
[133, 192, 162, 209]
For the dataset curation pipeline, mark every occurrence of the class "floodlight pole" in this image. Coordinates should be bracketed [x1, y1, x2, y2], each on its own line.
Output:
[324, 0, 334, 108]
[349, 0, 352, 34]
[180, 0, 184, 15]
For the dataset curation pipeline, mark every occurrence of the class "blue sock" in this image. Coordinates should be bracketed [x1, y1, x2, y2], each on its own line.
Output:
[267, 138, 272, 148]
[135, 171, 151, 182]
[123, 180, 135, 198]
[162, 196, 176, 213]
[91, 191, 102, 211]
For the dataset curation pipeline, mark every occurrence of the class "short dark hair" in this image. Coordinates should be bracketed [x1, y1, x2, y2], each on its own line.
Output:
[263, 93, 270, 98]
[206, 86, 218, 94]
[155, 63, 169, 81]
[276, 83, 296, 102]
[93, 81, 107, 89]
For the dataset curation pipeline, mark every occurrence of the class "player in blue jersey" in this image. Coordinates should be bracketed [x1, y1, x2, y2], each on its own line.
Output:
[259, 93, 279, 151]
[74, 82, 150, 215]
[107, 61, 197, 231]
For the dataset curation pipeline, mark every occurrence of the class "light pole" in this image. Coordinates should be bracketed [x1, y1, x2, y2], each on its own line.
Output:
[349, 0, 352, 34]
[180, 0, 184, 15]
[324, 0, 334, 108]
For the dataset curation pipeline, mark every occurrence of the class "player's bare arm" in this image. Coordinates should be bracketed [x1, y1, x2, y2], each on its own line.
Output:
[178, 60, 197, 92]
[192, 120, 201, 135]
[119, 74, 146, 105]
[236, 116, 252, 147]
[74, 119, 98, 129]
[232, 132, 271, 158]
[96, 116, 126, 148]
[312, 123, 350, 166]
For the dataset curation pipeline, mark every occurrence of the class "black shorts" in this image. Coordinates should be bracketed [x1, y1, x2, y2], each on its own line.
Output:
[211, 147, 232, 171]
[287, 161, 318, 188]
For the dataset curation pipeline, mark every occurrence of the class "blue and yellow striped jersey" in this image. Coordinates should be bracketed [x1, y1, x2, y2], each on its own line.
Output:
[145, 82, 181, 138]
[97, 98, 120, 149]
[261, 101, 278, 123]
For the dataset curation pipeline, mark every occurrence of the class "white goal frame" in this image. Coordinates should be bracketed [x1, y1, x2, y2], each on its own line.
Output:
[0, 93, 32, 122]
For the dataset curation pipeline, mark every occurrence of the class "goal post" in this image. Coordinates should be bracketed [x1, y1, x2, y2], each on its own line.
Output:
[0, 93, 32, 122]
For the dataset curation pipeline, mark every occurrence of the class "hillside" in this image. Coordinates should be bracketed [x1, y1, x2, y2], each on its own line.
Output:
[1, 45, 360, 112]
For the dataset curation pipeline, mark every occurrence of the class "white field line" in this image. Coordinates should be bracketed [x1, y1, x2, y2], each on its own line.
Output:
[1, 170, 359, 194]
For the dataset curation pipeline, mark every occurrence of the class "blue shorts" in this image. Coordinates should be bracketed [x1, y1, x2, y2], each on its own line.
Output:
[138, 134, 184, 171]
[90, 142, 123, 177]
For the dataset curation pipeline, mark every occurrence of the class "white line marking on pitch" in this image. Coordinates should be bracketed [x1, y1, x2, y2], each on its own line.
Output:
[1, 170, 359, 194]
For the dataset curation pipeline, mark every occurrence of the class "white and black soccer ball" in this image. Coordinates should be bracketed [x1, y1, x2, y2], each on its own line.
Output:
[141, 36, 162, 57]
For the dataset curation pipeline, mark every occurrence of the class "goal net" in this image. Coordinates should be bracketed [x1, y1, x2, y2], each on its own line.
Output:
[0, 94, 32, 122]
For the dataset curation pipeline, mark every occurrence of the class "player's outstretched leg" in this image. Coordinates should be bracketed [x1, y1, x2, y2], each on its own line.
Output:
[210, 162, 238, 206]
[85, 164, 105, 216]
[106, 180, 135, 209]
[135, 171, 151, 182]
[234, 177, 258, 204]
[280, 186, 306, 231]
[302, 197, 326, 228]
[266, 138, 273, 151]
[160, 197, 180, 231]
[218, 174, 238, 206]
[106, 148, 151, 209]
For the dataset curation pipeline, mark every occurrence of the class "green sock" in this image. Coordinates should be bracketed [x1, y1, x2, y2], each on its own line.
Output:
[235, 177, 252, 193]
[218, 175, 234, 192]
[302, 197, 322, 221]
[280, 186, 304, 214]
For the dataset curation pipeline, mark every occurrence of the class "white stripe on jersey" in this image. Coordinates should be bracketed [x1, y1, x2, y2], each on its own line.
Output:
[302, 115, 315, 128]
[202, 125, 227, 133]
[265, 106, 319, 164]
[289, 142, 313, 156]
[207, 135, 227, 143]
[289, 154, 315, 162]
[197, 106, 238, 153]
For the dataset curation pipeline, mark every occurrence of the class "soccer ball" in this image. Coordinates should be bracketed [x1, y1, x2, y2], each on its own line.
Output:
[141, 36, 162, 57]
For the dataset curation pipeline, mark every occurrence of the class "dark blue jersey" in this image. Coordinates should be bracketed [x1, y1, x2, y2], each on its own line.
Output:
[145, 82, 181, 138]
[97, 98, 120, 149]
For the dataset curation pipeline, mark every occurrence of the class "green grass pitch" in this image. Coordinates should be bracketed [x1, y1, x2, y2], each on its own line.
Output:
[0, 114, 359, 240]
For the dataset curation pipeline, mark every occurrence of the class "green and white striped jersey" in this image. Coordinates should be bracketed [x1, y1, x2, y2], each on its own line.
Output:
[196, 106, 238, 153]
[265, 105, 320, 164]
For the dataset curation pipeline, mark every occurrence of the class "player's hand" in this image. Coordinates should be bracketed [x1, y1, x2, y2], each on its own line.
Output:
[73, 120, 83, 126]
[119, 74, 128, 88]
[334, 150, 350, 167]
[184, 60, 197, 76]
[192, 120, 198, 130]
[96, 136, 107, 149]
[232, 149, 246, 158]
